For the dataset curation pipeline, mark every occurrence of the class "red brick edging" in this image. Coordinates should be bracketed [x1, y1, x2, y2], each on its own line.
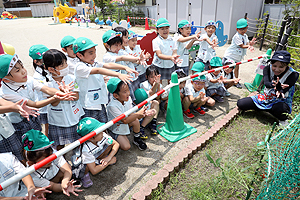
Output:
[132, 106, 241, 200]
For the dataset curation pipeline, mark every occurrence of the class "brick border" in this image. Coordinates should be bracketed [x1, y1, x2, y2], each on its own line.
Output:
[132, 106, 242, 200]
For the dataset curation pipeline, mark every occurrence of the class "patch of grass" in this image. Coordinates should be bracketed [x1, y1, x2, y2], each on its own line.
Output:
[151, 111, 274, 199]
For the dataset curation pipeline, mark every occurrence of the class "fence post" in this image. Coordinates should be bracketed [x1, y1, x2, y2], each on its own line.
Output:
[275, 18, 287, 51]
[244, 13, 248, 19]
[276, 27, 293, 51]
[260, 14, 270, 51]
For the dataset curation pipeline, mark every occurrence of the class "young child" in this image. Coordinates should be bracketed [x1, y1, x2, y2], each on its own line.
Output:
[102, 29, 142, 99]
[73, 37, 136, 123]
[22, 129, 81, 196]
[206, 57, 227, 103]
[43, 49, 85, 150]
[126, 30, 151, 83]
[174, 20, 201, 75]
[223, 18, 256, 88]
[134, 88, 159, 138]
[0, 152, 51, 198]
[0, 54, 74, 161]
[60, 35, 79, 75]
[74, 117, 119, 188]
[185, 75, 215, 115]
[106, 78, 149, 151]
[161, 69, 195, 118]
[222, 59, 241, 96]
[140, 65, 162, 101]
[196, 20, 218, 71]
[29, 44, 50, 136]
[152, 18, 181, 81]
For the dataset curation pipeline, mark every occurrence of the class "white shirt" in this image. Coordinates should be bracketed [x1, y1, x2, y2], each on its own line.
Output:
[102, 51, 126, 74]
[206, 72, 225, 89]
[197, 33, 218, 62]
[152, 35, 177, 68]
[173, 33, 190, 67]
[224, 32, 249, 62]
[185, 83, 206, 98]
[0, 77, 44, 123]
[0, 114, 15, 141]
[81, 133, 113, 164]
[33, 66, 49, 114]
[45, 75, 84, 127]
[66, 55, 80, 75]
[107, 97, 132, 135]
[30, 149, 66, 188]
[140, 80, 162, 95]
[74, 61, 108, 110]
[125, 45, 147, 75]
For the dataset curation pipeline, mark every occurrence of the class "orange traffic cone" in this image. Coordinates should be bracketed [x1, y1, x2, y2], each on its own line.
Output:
[145, 17, 150, 30]
[127, 16, 130, 23]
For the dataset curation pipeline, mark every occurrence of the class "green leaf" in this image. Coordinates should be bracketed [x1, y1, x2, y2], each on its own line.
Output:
[216, 158, 222, 167]
[241, 166, 251, 172]
[205, 152, 216, 167]
[236, 155, 245, 163]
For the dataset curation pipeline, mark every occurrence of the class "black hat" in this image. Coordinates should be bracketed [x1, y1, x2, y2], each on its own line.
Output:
[268, 50, 291, 63]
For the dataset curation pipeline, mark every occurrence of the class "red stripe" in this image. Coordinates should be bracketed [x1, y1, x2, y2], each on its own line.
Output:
[223, 65, 229, 69]
[236, 62, 242, 65]
[138, 100, 148, 108]
[190, 74, 199, 79]
[112, 114, 126, 124]
[248, 59, 253, 62]
[258, 56, 263, 59]
[78, 131, 96, 144]
[0, 185, 3, 191]
[156, 89, 165, 96]
[34, 154, 57, 170]
[207, 69, 215, 73]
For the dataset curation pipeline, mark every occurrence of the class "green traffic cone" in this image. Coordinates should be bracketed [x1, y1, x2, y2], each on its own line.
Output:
[157, 72, 197, 142]
[245, 48, 272, 92]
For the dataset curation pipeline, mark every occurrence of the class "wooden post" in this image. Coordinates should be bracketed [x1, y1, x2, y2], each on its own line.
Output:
[259, 14, 269, 51]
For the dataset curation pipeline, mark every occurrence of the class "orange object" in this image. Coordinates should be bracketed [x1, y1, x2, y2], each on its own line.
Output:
[145, 17, 150, 30]
[127, 16, 130, 23]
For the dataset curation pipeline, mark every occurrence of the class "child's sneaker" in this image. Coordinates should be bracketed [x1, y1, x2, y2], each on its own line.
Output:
[201, 106, 208, 112]
[194, 107, 205, 115]
[148, 123, 158, 135]
[225, 90, 231, 97]
[139, 126, 148, 139]
[234, 82, 242, 89]
[183, 109, 195, 118]
[81, 173, 93, 188]
[133, 136, 147, 150]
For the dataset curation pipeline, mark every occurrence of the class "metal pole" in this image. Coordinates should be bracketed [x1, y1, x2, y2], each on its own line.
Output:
[260, 14, 269, 51]
[275, 18, 287, 51]
[244, 13, 248, 19]
[276, 27, 293, 51]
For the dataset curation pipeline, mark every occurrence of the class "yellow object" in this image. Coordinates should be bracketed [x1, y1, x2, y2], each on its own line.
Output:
[53, 4, 77, 23]
[2, 43, 15, 55]
[1, 11, 18, 19]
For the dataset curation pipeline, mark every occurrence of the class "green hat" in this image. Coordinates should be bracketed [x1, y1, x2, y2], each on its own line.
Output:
[29, 45, 49, 60]
[178, 20, 191, 28]
[192, 75, 206, 82]
[73, 37, 98, 54]
[22, 129, 54, 151]
[210, 57, 222, 67]
[107, 77, 122, 93]
[102, 30, 122, 43]
[0, 54, 19, 78]
[191, 62, 205, 72]
[77, 117, 105, 137]
[236, 18, 248, 29]
[128, 30, 138, 40]
[134, 88, 148, 105]
[205, 20, 216, 28]
[156, 18, 170, 28]
[60, 35, 76, 48]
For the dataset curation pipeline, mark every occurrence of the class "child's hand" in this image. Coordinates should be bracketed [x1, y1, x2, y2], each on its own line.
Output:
[100, 157, 111, 166]
[57, 81, 74, 93]
[125, 67, 139, 77]
[154, 74, 161, 84]
[249, 37, 257, 46]
[103, 75, 109, 84]
[16, 99, 40, 120]
[145, 52, 151, 60]
[27, 185, 51, 200]
[234, 78, 241, 84]
[194, 31, 201, 40]
[248, 45, 255, 52]
[199, 92, 206, 101]
[145, 109, 156, 116]
[62, 180, 82, 196]
[211, 41, 219, 50]
[137, 105, 148, 118]
[218, 76, 224, 83]
[54, 91, 77, 101]
[117, 74, 133, 84]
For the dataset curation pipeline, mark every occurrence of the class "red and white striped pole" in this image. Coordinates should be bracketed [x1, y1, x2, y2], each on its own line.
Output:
[0, 54, 266, 191]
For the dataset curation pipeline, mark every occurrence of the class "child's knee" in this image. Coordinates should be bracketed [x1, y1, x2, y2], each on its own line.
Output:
[206, 98, 215, 106]
[130, 118, 140, 128]
[121, 143, 131, 151]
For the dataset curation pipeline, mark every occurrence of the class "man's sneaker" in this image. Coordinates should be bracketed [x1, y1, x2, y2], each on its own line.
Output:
[234, 82, 242, 89]
[194, 107, 205, 115]
[81, 173, 93, 188]
[148, 123, 158, 135]
[225, 90, 231, 97]
[183, 109, 195, 118]
[201, 106, 208, 112]
[213, 95, 224, 103]
[139, 127, 148, 139]
[133, 136, 147, 150]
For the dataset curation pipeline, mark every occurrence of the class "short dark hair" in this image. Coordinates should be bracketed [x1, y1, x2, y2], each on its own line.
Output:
[23, 147, 53, 163]
[146, 65, 159, 78]
[106, 37, 123, 47]
[113, 27, 128, 37]
[114, 81, 127, 95]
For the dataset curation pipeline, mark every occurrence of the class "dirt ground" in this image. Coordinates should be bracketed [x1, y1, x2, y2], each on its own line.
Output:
[0, 17, 267, 200]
